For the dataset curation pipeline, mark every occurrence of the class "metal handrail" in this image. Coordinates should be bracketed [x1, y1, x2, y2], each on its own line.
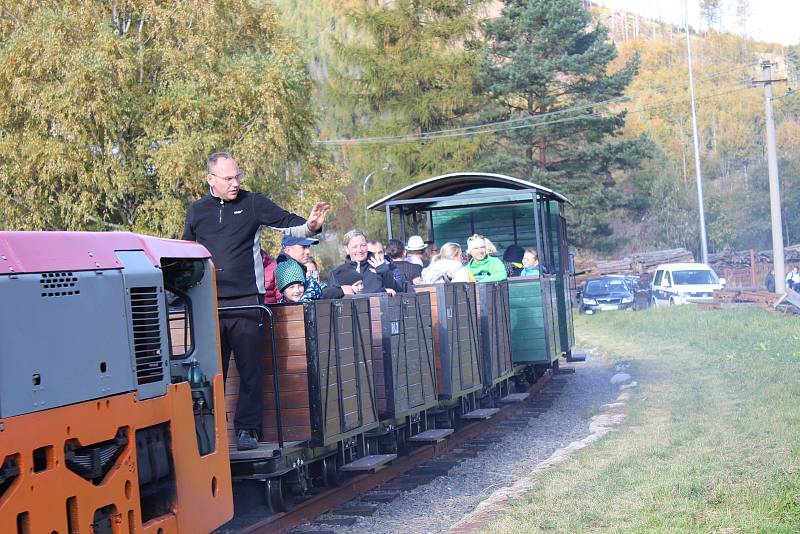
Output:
[218, 304, 283, 449]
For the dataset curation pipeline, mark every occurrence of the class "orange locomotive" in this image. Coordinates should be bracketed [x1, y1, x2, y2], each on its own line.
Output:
[0, 232, 232, 533]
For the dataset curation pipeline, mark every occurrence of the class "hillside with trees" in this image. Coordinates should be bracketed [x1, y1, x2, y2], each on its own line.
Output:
[278, 0, 798, 257]
[0, 0, 796, 260]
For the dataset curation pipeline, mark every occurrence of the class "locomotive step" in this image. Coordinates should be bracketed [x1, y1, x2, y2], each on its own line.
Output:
[339, 454, 398, 472]
[499, 392, 530, 403]
[409, 428, 455, 443]
[461, 408, 500, 419]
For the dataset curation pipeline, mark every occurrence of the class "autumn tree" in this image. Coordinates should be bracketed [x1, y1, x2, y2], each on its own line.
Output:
[0, 0, 345, 237]
[332, 0, 489, 235]
[478, 0, 652, 250]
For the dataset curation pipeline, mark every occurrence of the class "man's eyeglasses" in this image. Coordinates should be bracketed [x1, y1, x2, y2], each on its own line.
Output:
[210, 172, 245, 184]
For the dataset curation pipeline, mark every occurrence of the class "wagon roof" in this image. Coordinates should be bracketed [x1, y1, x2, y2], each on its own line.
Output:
[367, 172, 571, 212]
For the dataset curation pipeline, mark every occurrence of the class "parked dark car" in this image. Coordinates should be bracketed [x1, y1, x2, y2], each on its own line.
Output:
[578, 276, 636, 314]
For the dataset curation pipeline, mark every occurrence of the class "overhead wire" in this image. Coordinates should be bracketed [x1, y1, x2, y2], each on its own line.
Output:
[318, 62, 754, 144]
[317, 77, 756, 146]
[316, 62, 757, 146]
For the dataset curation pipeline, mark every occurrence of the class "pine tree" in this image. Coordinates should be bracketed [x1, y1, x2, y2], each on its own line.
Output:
[478, 0, 652, 250]
[333, 0, 489, 232]
[0, 0, 346, 237]
[700, 0, 723, 32]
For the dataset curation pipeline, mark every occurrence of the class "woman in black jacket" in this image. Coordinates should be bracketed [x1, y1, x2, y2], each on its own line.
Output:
[328, 229, 402, 295]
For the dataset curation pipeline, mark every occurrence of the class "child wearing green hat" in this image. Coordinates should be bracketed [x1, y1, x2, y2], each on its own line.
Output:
[275, 260, 308, 303]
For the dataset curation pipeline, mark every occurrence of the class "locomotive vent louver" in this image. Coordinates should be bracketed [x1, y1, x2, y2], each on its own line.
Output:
[39, 272, 80, 297]
[128, 287, 164, 385]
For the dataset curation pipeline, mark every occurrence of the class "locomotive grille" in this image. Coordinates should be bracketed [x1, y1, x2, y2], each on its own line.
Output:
[39, 272, 80, 297]
[129, 287, 164, 385]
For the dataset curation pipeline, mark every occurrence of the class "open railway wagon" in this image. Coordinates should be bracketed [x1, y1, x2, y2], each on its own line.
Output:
[225, 298, 392, 514]
[411, 282, 489, 426]
[366, 291, 442, 452]
[0, 231, 233, 533]
[368, 172, 579, 373]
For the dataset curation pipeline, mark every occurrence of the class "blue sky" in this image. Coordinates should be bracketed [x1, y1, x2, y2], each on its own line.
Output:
[594, 0, 799, 46]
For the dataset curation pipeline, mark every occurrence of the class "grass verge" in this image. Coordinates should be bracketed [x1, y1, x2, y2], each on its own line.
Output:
[479, 306, 800, 533]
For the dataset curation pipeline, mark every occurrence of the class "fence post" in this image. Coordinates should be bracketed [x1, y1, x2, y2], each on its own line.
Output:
[749, 249, 756, 287]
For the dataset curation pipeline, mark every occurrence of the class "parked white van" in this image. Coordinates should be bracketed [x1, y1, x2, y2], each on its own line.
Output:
[650, 262, 725, 307]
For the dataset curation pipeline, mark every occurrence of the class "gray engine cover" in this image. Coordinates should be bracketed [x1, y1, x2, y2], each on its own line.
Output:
[0, 250, 170, 418]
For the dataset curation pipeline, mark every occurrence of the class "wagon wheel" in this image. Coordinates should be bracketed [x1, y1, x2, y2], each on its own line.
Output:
[321, 456, 339, 488]
[265, 477, 287, 513]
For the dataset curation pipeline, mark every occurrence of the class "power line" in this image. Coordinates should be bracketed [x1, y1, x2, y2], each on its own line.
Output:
[316, 62, 756, 146]
[317, 79, 755, 146]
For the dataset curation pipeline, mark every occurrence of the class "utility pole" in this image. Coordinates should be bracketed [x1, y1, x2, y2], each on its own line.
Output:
[684, 0, 709, 264]
[753, 60, 787, 293]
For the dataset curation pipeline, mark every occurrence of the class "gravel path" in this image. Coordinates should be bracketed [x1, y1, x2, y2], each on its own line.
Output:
[309, 350, 616, 534]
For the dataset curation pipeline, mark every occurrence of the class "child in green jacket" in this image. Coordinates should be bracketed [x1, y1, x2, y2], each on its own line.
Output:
[466, 235, 508, 282]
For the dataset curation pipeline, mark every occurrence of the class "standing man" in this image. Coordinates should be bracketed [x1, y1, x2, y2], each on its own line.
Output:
[183, 151, 330, 450]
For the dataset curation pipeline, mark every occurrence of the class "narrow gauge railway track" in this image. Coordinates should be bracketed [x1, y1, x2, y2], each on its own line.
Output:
[222, 368, 569, 534]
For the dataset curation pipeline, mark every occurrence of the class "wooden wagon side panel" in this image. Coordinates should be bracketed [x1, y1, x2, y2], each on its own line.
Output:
[372, 292, 438, 418]
[476, 281, 513, 388]
[413, 291, 438, 409]
[261, 304, 311, 443]
[413, 285, 444, 397]
[399, 294, 421, 410]
[419, 283, 481, 400]
[508, 277, 554, 364]
[369, 297, 389, 416]
[453, 283, 481, 394]
[223, 305, 312, 445]
[309, 299, 378, 447]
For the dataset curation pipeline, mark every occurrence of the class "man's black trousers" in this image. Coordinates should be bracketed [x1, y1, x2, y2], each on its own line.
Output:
[217, 294, 264, 436]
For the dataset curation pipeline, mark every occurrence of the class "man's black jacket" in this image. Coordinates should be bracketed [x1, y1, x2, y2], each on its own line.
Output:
[182, 189, 308, 299]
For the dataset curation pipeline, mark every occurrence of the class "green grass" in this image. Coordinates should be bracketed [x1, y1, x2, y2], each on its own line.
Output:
[480, 306, 800, 533]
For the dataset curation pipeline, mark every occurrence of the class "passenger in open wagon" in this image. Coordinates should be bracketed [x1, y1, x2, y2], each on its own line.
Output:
[466, 235, 507, 282]
[421, 242, 474, 283]
[328, 229, 402, 295]
[275, 259, 308, 303]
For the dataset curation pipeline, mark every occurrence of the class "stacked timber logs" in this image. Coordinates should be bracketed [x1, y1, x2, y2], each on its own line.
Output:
[708, 245, 800, 269]
[574, 247, 693, 285]
[707, 245, 800, 288]
[631, 248, 694, 272]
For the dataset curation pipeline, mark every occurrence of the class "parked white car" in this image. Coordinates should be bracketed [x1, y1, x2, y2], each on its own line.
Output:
[650, 262, 725, 307]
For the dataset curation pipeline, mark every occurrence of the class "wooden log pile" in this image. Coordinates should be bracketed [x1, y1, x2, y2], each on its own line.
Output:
[707, 245, 800, 269]
[575, 247, 693, 285]
[630, 248, 694, 272]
